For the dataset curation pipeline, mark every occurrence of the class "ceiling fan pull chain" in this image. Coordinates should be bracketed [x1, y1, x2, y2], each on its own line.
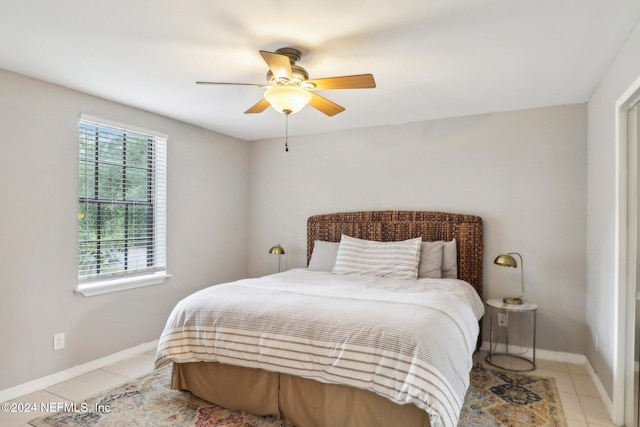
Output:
[284, 110, 290, 152]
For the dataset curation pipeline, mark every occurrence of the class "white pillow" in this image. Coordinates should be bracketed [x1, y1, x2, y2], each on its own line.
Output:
[441, 239, 457, 278]
[332, 235, 422, 279]
[418, 241, 443, 278]
[308, 240, 340, 272]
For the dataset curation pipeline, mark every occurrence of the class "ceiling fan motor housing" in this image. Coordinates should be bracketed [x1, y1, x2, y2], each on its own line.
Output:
[266, 48, 310, 86]
[274, 47, 302, 63]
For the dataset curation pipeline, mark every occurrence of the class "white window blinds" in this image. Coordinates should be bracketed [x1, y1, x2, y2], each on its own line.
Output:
[78, 116, 167, 281]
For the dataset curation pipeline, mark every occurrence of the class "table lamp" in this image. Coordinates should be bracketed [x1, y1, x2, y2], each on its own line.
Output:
[494, 252, 525, 305]
[269, 244, 285, 272]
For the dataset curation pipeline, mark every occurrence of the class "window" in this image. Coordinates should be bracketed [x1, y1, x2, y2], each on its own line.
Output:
[77, 115, 167, 296]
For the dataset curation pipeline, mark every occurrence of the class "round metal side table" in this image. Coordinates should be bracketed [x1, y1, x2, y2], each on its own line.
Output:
[485, 298, 537, 372]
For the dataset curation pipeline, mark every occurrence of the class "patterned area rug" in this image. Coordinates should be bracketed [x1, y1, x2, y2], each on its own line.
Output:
[459, 366, 567, 426]
[30, 365, 566, 427]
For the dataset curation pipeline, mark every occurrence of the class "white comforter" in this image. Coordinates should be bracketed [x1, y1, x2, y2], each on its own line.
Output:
[155, 269, 484, 427]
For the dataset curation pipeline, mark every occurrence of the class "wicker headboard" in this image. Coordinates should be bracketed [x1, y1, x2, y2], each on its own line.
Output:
[307, 210, 483, 298]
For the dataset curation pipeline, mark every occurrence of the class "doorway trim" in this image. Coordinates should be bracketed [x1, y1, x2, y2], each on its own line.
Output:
[615, 73, 640, 426]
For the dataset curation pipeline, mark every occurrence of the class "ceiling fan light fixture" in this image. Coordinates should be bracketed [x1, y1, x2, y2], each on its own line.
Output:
[264, 85, 312, 115]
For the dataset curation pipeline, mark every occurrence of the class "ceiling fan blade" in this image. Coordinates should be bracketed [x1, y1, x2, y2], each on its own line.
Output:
[244, 98, 271, 114]
[308, 92, 345, 116]
[259, 50, 293, 81]
[196, 81, 264, 86]
[306, 74, 376, 90]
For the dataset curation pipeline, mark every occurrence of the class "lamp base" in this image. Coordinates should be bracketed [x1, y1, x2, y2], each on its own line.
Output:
[503, 297, 523, 305]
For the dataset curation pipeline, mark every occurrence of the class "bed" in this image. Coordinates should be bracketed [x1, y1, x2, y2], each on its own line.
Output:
[155, 210, 484, 427]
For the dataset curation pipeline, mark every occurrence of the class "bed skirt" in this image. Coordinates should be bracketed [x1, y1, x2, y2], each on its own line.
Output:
[171, 362, 431, 427]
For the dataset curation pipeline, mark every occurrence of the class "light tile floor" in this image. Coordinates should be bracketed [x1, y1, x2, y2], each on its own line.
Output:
[0, 351, 156, 427]
[0, 350, 618, 427]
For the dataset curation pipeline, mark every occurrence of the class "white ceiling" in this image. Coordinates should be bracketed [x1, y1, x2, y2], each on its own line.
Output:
[1, 1, 639, 141]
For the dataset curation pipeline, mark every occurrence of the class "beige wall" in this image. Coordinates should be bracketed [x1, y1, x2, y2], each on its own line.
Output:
[248, 104, 588, 355]
[0, 69, 250, 390]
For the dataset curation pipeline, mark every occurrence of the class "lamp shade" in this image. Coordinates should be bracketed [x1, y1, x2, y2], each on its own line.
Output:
[264, 85, 312, 114]
[268, 244, 285, 255]
[494, 254, 518, 268]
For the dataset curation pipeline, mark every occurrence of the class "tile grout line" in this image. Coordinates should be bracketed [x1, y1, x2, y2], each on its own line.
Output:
[569, 371, 591, 424]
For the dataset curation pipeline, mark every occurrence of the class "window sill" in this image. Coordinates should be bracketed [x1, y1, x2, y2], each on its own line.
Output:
[76, 271, 170, 297]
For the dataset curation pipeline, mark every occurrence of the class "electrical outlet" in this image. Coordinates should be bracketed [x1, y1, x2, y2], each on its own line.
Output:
[53, 333, 65, 351]
[497, 313, 507, 327]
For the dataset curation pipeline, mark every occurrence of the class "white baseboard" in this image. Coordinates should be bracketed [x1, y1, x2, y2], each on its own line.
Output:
[480, 341, 586, 365]
[0, 340, 158, 404]
[481, 341, 615, 423]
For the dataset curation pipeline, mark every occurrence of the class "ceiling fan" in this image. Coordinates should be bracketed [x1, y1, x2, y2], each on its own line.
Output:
[196, 47, 376, 117]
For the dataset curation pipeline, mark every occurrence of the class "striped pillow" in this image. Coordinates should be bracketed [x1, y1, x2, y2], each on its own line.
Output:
[332, 235, 422, 279]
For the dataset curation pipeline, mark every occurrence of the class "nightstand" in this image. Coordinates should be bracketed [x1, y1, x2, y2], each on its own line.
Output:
[485, 298, 537, 372]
